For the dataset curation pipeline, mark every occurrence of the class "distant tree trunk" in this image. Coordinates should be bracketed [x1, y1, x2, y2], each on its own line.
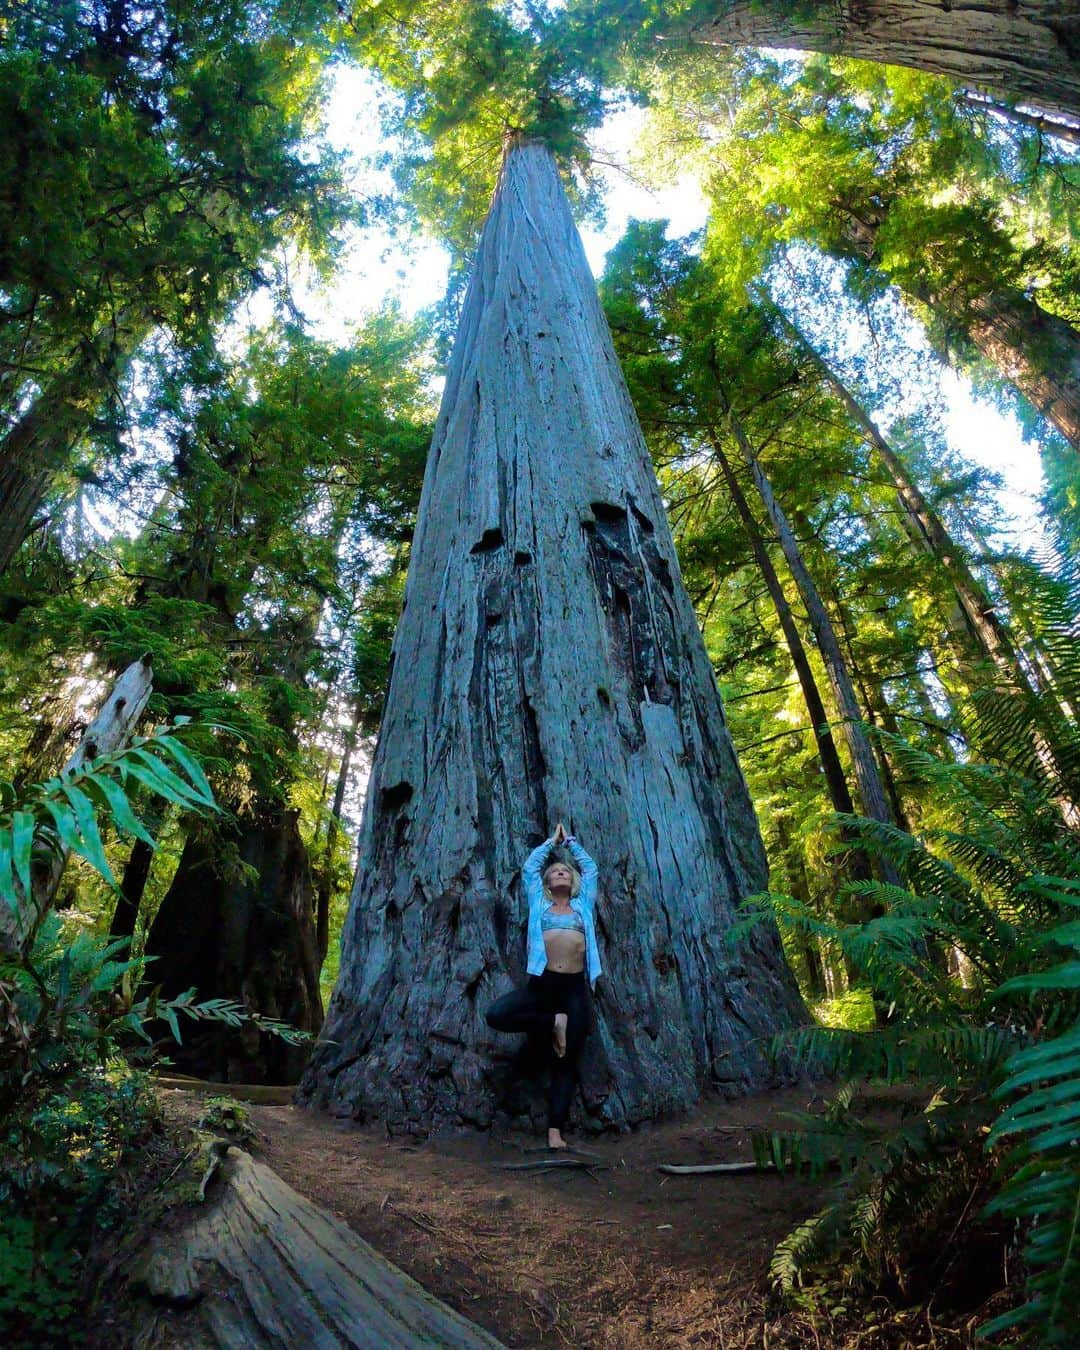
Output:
[959, 290, 1080, 452]
[12, 685, 80, 790]
[709, 434, 854, 817]
[958, 92, 1080, 145]
[719, 401, 901, 884]
[708, 431, 873, 880]
[775, 815, 828, 1001]
[0, 313, 146, 575]
[314, 703, 361, 967]
[0, 655, 154, 954]
[819, 565, 914, 836]
[834, 213, 1080, 452]
[128, 470, 330, 1074]
[0, 392, 96, 574]
[816, 336, 1038, 678]
[143, 807, 323, 1084]
[300, 140, 806, 1135]
[692, 1, 1080, 122]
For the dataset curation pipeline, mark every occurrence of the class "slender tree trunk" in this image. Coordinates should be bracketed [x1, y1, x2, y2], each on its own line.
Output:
[775, 308, 1046, 681]
[775, 815, 827, 1001]
[300, 140, 806, 1135]
[110, 830, 158, 944]
[692, 1, 1080, 122]
[708, 432, 873, 880]
[315, 703, 361, 967]
[709, 435, 856, 817]
[0, 655, 154, 954]
[819, 562, 914, 836]
[777, 311, 1080, 812]
[720, 403, 901, 873]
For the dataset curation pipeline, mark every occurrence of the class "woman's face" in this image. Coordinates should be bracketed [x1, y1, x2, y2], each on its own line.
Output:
[544, 862, 574, 894]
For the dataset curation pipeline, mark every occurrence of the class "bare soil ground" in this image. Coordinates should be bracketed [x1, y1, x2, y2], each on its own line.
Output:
[158, 1083, 986, 1348]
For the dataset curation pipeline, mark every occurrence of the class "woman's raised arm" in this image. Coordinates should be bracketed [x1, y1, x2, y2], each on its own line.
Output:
[521, 835, 555, 910]
[564, 836, 598, 913]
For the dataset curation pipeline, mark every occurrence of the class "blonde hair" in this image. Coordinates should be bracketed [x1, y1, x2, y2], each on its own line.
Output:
[542, 856, 581, 900]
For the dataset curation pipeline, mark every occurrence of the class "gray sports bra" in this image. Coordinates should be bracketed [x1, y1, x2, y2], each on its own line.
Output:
[541, 906, 585, 934]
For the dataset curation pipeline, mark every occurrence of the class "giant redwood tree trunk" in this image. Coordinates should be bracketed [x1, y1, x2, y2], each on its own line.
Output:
[692, 1, 1080, 122]
[299, 140, 806, 1135]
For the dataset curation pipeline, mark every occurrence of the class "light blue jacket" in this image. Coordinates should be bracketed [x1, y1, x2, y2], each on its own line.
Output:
[523, 835, 601, 989]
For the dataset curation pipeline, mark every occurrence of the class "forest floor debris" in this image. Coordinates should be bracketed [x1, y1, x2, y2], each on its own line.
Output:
[154, 1083, 999, 1347]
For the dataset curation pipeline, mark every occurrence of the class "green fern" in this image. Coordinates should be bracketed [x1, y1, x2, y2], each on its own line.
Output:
[0, 719, 219, 948]
[981, 901, 1080, 1344]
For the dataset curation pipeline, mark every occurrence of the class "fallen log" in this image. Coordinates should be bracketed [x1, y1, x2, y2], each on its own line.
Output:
[152, 1071, 296, 1105]
[130, 1146, 505, 1348]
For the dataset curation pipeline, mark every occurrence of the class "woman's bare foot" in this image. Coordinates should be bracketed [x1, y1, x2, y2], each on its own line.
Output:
[547, 1128, 568, 1149]
[552, 1012, 568, 1058]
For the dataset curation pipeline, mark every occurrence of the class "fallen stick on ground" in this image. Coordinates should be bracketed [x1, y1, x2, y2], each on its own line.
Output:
[657, 1161, 775, 1175]
[522, 1145, 603, 1159]
[495, 1156, 610, 1172]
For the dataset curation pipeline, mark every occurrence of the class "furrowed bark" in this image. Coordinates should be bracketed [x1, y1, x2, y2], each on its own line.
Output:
[130, 1147, 504, 1349]
[0, 654, 154, 954]
[300, 140, 806, 1135]
[692, 1, 1080, 122]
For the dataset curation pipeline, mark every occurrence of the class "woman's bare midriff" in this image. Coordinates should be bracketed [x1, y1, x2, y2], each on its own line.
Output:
[543, 928, 586, 974]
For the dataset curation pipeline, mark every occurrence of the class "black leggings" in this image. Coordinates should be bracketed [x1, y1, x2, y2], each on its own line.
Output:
[485, 969, 589, 1130]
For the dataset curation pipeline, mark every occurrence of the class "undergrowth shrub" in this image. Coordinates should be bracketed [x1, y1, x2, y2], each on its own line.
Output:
[0, 1064, 158, 1346]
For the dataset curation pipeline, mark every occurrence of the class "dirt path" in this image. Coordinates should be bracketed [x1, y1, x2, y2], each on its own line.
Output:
[164, 1084, 834, 1347]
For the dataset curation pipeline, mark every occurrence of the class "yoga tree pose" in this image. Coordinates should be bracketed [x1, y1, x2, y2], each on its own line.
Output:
[485, 822, 600, 1150]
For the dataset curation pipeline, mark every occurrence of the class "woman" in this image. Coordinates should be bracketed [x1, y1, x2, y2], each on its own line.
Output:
[485, 822, 601, 1149]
